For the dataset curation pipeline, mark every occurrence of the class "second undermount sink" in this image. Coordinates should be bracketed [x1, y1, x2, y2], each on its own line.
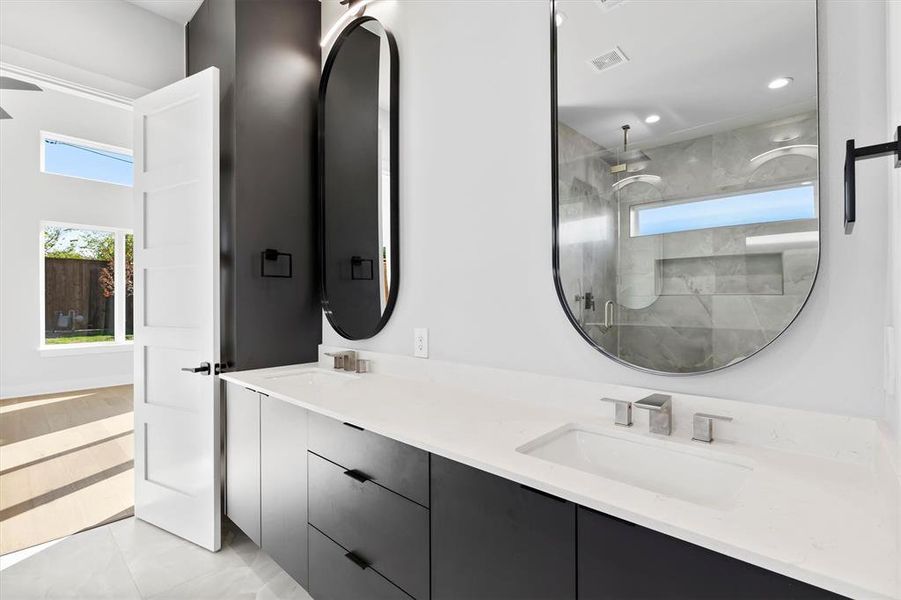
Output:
[260, 367, 358, 385]
[516, 423, 753, 509]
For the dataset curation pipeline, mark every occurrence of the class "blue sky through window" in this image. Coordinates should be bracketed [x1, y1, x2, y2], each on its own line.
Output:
[43, 138, 133, 186]
[632, 184, 816, 237]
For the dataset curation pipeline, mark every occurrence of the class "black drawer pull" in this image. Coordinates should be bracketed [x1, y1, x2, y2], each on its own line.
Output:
[343, 422, 364, 431]
[520, 484, 567, 503]
[343, 468, 372, 483]
[344, 551, 370, 570]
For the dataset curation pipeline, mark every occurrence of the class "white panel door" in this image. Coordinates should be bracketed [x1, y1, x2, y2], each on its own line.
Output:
[133, 67, 221, 551]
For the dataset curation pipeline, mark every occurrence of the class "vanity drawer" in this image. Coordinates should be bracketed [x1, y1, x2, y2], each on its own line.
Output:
[308, 452, 430, 600]
[308, 412, 429, 506]
[309, 526, 412, 600]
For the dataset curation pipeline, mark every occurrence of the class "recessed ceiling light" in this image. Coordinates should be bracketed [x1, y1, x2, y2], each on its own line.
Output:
[555, 10, 567, 26]
[768, 77, 793, 90]
[644, 114, 660, 124]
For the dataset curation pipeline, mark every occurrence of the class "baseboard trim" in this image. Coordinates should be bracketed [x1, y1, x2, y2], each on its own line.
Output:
[0, 374, 134, 399]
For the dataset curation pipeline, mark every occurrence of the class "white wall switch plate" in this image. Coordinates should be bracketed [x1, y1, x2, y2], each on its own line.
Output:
[414, 328, 429, 358]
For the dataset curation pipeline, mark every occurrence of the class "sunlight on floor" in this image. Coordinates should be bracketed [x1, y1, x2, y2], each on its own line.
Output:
[0, 385, 135, 555]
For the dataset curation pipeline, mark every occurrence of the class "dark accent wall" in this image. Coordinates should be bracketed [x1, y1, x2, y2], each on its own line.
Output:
[187, 0, 321, 370]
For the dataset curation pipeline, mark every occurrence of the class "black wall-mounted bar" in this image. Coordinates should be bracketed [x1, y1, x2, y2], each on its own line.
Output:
[844, 125, 900, 234]
[350, 256, 374, 281]
[261, 249, 293, 278]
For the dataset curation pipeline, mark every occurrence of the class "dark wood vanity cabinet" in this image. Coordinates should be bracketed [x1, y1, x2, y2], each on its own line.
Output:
[260, 394, 309, 586]
[577, 507, 841, 600]
[430, 455, 577, 600]
[308, 414, 430, 600]
[308, 527, 411, 600]
[308, 412, 429, 506]
[429, 455, 839, 600]
[308, 453, 429, 599]
[224, 382, 309, 587]
[226, 396, 842, 600]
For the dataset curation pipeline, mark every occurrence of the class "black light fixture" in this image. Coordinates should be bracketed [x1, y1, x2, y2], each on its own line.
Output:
[321, 0, 378, 47]
[844, 125, 901, 234]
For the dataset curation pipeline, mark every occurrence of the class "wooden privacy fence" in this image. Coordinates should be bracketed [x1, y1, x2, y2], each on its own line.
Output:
[44, 257, 112, 336]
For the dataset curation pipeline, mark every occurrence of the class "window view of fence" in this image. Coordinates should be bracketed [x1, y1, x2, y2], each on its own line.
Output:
[43, 225, 133, 345]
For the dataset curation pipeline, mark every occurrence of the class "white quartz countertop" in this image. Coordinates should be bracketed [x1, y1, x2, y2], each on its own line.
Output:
[221, 358, 899, 599]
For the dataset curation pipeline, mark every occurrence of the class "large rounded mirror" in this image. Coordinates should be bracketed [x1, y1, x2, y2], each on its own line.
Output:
[552, 0, 819, 374]
[320, 17, 398, 340]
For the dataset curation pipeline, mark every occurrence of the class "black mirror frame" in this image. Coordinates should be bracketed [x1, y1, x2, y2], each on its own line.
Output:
[549, 0, 822, 376]
[319, 16, 400, 340]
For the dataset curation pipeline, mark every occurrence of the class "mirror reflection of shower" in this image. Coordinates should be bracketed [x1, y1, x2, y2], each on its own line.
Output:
[555, 0, 819, 373]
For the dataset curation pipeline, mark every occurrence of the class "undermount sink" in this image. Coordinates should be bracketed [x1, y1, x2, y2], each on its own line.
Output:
[516, 423, 753, 509]
[260, 367, 358, 385]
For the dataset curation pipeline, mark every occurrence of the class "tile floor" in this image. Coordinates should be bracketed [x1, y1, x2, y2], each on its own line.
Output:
[0, 517, 313, 600]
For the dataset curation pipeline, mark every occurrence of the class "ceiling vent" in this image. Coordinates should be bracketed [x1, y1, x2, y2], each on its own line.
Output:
[588, 47, 629, 73]
[594, 0, 628, 11]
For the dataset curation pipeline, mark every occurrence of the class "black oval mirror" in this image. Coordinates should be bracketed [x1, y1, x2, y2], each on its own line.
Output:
[320, 17, 398, 340]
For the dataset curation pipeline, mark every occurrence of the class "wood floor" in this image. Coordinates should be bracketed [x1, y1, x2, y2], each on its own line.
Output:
[0, 385, 134, 555]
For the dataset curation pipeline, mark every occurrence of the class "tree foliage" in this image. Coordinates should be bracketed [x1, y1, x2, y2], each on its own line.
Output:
[44, 227, 134, 298]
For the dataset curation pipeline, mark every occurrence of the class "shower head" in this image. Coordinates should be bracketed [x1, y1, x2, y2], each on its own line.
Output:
[600, 124, 651, 174]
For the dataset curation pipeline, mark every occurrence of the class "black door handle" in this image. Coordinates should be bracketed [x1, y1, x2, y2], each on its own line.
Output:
[181, 362, 211, 375]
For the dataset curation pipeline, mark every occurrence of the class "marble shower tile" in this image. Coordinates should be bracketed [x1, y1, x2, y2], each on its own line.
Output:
[661, 229, 714, 260]
[618, 324, 714, 373]
[712, 327, 770, 368]
[643, 136, 712, 200]
[782, 248, 818, 296]
[714, 254, 783, 295]
[712, 111, 817, 188]
[746, 296, 804, 333]
[657, 257, 716, 295]
[619, 273, 658, 303]
[711, 296, 764, 331]
[650, 295, 713, 329]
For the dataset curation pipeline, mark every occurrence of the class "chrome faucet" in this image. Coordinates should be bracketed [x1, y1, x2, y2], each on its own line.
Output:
[325, 350, 357, 372]
[600, 397, 632, 427]
[692, 413, 732, 443]
[633, 394, 672, 435]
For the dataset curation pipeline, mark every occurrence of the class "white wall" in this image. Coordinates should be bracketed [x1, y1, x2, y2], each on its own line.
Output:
[0, 0, 184, 98]
[0, 0, 185, 397]
[886, 1, 901, 468]
[322, 0, 891, 419]
[0, 88, 134, 398]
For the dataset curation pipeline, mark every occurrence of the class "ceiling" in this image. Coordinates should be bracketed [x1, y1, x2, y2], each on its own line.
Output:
[556, 0, 817, 150]
[125, 0, 203, 25]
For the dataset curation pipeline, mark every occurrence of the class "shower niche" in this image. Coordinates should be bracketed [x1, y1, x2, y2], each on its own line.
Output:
[552, 0, 819, 374]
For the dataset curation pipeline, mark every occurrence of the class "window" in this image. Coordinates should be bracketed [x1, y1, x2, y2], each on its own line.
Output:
[41, 132, 133, 187]
[42, 224, 133, 346]
[630, 183, 817, 237]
